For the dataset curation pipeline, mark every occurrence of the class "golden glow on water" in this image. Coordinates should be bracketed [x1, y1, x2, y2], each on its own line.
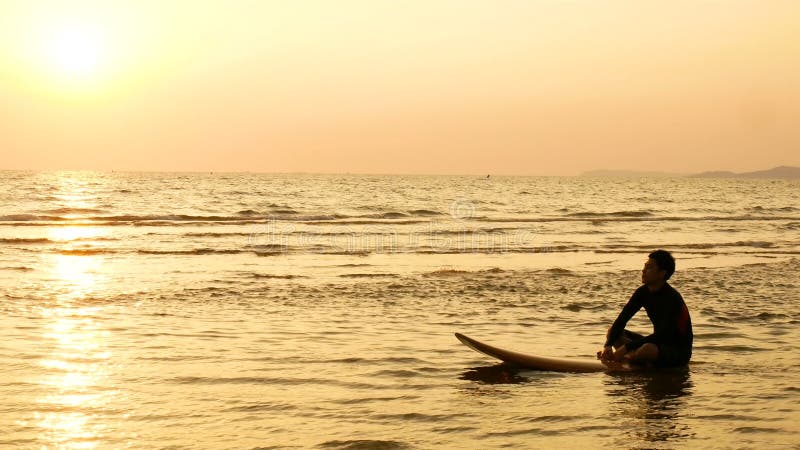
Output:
[1, 173, 797, 448]
[50, 226, 109, 242]
[50, 254, 105, 300]
[52, 173, 94, 200]
[36, 307, 113, 449]
[34, 189, 115, 449]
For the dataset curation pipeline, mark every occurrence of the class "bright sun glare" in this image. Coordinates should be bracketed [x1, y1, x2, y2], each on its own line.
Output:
[47, 26, 104, 77]
[8, 14, 117, 93]
[4, 3, 141, 93]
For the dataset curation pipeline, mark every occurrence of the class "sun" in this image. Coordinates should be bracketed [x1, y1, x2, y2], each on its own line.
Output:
[13, 17, 116, 92]
[2, 3, 146, 95]
[46, 25, 105, 79]
[41, 23, 107, 83]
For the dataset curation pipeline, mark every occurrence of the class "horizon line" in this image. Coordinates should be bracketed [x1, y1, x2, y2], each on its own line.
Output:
[1, 164, 797, 178]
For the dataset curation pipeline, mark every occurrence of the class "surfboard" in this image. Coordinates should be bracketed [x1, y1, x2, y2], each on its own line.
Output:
[455, 332, 635, 373]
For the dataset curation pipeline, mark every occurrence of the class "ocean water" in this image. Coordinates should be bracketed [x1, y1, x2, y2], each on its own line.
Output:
[0, 171, 798, 449]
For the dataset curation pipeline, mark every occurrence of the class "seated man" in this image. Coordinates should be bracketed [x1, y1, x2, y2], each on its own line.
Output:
[598, 250, 693, 367]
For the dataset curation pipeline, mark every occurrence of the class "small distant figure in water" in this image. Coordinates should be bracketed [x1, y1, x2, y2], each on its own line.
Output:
[486, 174, 490, 179]
[598, 250, 693, 367]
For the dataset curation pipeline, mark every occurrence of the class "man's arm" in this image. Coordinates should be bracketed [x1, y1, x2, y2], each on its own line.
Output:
[623, 293, 685, 351]
[604, 289, 644, 348]
[623, 333, 657, 351]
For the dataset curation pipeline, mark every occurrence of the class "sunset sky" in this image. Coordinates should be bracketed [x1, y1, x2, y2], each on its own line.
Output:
[1, 1, 798, 175]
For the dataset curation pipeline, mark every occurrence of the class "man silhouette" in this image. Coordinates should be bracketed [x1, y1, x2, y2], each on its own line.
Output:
[598, 250, 693, 367]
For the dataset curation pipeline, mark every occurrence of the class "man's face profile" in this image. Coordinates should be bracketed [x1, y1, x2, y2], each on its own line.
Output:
[641, 258, 664, 285]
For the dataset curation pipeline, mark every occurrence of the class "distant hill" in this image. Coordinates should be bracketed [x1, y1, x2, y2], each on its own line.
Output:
[580, 169, 685, 178]
[581, 166, 800, 179]
[689, 166, 800, 179]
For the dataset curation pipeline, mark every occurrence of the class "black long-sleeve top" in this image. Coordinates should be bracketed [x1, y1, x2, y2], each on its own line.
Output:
[604, 283, 693, 351]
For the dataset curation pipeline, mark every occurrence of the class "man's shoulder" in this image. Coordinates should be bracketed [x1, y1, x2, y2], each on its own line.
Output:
[631, 284, 649, 298]
[633, 284, 648, 293]
[662, 283, 684, 300]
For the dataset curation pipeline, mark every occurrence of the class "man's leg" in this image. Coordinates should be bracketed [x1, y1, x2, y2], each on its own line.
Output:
[627, 343, 659, 363]
[607, 329, 646, 350]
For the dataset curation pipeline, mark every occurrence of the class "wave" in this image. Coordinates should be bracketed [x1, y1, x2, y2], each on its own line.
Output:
[409, 240, 798, 256]
[422, 267, 505, 277]
[321, 250, 372, 256]
[721, 240, 776, 248]
[2, 235, 122, 243]
[246, 244, 289, 253]
[57, 248, 116, 255]
[562, 302, 604, 312]
[253, 251, 284, 257]
[430, 227, 514, 236]
[106, 214, 258, 222]
[0, 237, 51, 244]
[359, 212, 410, 219]
[246, 273, 305, 279]
[745, 206, 798, 213]
[183, 232, 254, 237]
[604, 241, 779, 250]
[169, 375, 377, 390]
[407, 209, 443, 216]
[5, 210, 798, 227]
[0, 213, 340, 225]
[477, 214, 800, 223]
[118, 240, 796, 257]
[565, 210, 656, 218]
[72, 236, 119, 242]
[223, 209, 442, 222]
[303, 219, 428, 226]
[1, 266, 34, 271]
[423, 268, 471, 277]
[319, 440, 411, 450]
[0, 214, 62, 221]
[37, 207, 106, 215]
[696, 344, 765, 353]
[137, 248, 247, 255]
[224, 402, 297, 413]
[338, 273, 397, 278]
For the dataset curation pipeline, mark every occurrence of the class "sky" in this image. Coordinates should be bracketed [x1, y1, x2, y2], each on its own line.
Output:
[1, 0, 798, 175]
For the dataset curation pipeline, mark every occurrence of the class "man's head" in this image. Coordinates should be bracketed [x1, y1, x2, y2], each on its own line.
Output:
[642, 249, 675, 285]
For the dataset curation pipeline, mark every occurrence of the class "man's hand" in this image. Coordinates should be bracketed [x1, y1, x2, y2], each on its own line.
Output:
[598, 346, 615, 360]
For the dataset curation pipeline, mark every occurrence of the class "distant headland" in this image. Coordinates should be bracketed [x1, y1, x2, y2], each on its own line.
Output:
[581, 166, 800, 179]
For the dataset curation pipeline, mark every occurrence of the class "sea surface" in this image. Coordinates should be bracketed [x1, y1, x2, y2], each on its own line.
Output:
[0, 171, 798, 449]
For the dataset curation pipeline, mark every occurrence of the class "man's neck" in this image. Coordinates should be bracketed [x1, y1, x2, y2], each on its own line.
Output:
[646, 280, 666, 292]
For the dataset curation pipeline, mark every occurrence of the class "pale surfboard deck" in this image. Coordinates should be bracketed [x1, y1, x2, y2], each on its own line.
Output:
[455, 333, 636, 373]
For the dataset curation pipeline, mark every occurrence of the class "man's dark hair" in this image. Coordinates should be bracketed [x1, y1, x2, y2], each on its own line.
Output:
[649, 249, 675, 280]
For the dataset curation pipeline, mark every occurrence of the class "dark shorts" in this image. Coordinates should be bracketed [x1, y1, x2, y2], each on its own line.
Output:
[623, 330, 691, 368]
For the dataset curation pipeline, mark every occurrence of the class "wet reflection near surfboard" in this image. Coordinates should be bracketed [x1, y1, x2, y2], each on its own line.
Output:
[604, 370, 694, 445]
[459, 363, 533, 385]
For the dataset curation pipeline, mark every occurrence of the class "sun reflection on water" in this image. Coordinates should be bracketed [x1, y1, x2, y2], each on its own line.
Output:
[34, 178, 116, 448]
[35, 307, 114, 449]
[49, 226, 110, 242]
[52, 255, 105, 300]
